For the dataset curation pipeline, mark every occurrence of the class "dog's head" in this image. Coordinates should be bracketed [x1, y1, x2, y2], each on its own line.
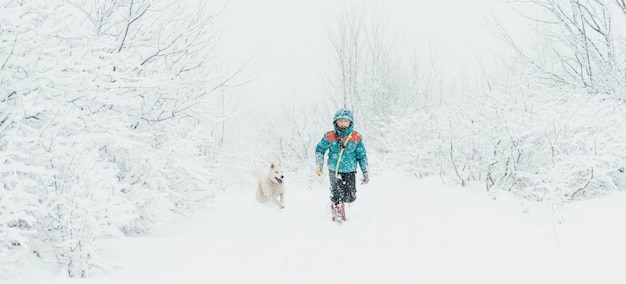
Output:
[268, 161, 284, 184]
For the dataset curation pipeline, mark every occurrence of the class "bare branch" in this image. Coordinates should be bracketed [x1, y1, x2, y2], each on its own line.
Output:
[140, 33, 183, 66]
[617, 0, 626, 13]
[206, 54, 260, 94]
[1, 32, 18, 70]
[570, 168, 593, 198]
[118, 1, 150, 53]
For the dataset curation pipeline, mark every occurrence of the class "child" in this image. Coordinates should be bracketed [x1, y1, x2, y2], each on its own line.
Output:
[315, 108, 369, 222]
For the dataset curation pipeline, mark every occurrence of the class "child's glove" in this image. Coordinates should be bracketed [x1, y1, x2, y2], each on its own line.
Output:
[361, 172, 369, 185]
[315, 164, 323, 176]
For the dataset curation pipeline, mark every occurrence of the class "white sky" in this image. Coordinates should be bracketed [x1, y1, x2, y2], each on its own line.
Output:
[214, 0, 514, 106]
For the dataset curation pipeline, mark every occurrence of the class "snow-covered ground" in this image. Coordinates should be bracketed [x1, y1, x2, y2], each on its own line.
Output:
[9, 173, 626, 284]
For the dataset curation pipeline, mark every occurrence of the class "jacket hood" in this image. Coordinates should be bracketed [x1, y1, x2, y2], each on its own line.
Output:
[333, 108, 354, 137]
[333, 108, 354, 123]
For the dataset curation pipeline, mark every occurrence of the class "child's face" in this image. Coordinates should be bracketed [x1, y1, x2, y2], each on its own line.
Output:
[336, 119, 350, 128]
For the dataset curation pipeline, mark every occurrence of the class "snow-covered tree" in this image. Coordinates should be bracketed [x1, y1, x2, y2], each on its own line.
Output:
[498, 0, 626, 98]
[1, 0, 237, 278]
[325, 2, 446, 173]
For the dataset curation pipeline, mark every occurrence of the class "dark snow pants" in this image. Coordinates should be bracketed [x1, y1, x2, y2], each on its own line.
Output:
[329, 171, 357, 204]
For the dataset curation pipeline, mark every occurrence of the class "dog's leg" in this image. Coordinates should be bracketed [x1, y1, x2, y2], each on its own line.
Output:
[278, 192, 285, 208]
[256, 184, 268, 202]
[271, 193, 285, 209]
[261, 182, 272, 199]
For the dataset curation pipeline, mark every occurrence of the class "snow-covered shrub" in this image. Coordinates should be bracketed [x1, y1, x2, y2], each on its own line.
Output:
[0, 178, 40, 278]
[240, 98, 332, 191]
[1, 0, 232, 278]
[412, 89, 626, 202]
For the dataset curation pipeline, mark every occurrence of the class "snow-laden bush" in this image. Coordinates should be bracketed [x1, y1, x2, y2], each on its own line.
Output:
[238, 98, 332, 191]
[0, 177, 40, 278]
[1, 0, 232, 278]
[405, 89, 626, 202]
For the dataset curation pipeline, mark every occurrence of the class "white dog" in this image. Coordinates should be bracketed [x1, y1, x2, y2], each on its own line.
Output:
[254, 161, 286, 209]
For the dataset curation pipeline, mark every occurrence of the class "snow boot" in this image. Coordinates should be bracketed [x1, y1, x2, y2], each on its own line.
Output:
[331, 203, 347, 222]
[331, 203, 339, 222]
[338, 202, 346, 221]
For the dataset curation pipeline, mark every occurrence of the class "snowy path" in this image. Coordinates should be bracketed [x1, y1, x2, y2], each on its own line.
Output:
[15, 174, 626, 284]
